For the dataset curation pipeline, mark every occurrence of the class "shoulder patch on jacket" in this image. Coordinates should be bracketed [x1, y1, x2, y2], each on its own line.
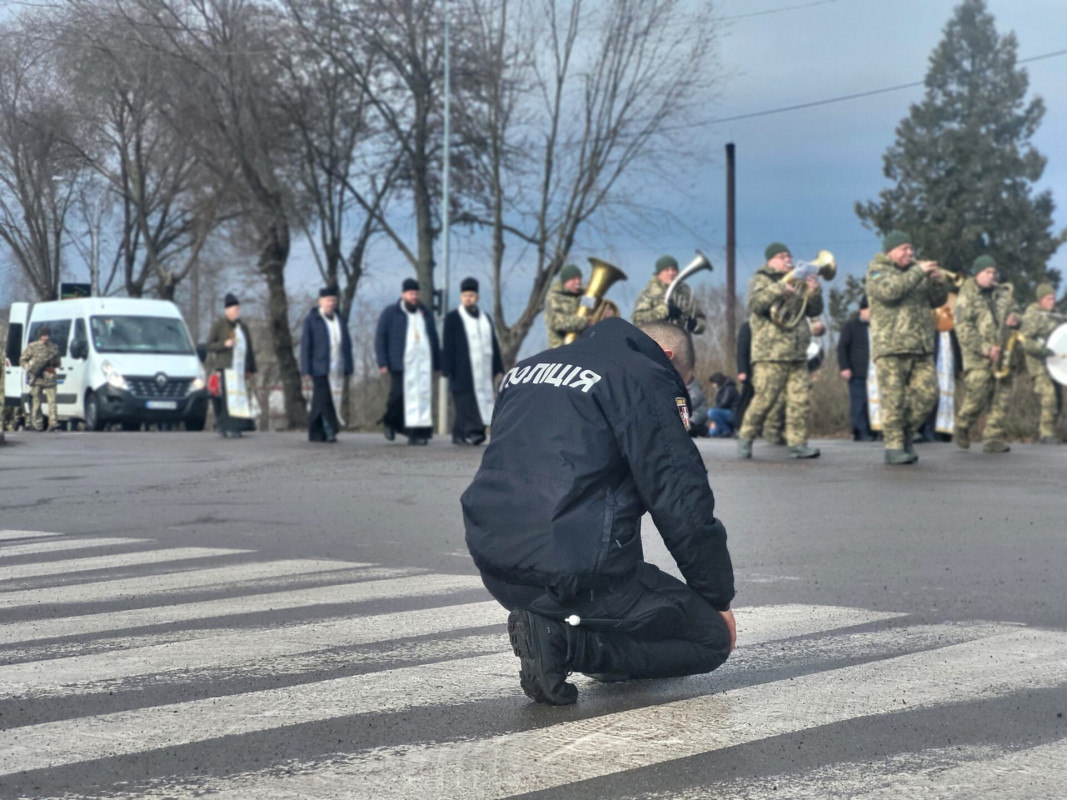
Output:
[676, 396, 690, 430]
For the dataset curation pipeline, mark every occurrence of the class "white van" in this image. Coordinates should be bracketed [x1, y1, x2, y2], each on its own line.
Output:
[4, 297, 209, 431]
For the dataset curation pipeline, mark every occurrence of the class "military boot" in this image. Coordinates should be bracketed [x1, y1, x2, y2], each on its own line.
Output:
[955, 426, 970, 449]
[737, 438, 753, 459]
[884, 448, 918, 465]
[982, 439, 1011, 454]
[507, 610, 577, 705]
[788, 444, 820, 459]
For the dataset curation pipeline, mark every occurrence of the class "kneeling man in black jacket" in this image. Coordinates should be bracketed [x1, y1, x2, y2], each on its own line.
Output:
[461, 318, 736, 705]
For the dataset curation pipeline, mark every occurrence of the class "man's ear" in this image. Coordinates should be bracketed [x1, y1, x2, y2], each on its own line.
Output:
[662, 348, 674, 361]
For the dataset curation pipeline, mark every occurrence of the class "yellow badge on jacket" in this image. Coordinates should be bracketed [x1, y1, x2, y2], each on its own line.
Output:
[675, 397, 690, 431]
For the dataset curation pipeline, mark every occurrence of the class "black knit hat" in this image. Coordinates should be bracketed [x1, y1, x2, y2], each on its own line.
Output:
[224, 292, 240, 308]
[859, 294, 869, 310]
[319, 285, 339, 298]
[460, 277, 479, 293]
[655, 255, 679, 273]
[765, 242, 790, 261]
[402, 278, 420, 292]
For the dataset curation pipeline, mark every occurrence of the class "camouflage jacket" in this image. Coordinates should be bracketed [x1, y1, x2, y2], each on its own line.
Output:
[1019, 301, 1058, 376]
[866, 254, 948, 360]
[19, 340, 61, 388]
[954, 278, 1015, 373]
[746, 264, 823, 363]
[544, 280, 588, 348]
[631, 276, 706, 334]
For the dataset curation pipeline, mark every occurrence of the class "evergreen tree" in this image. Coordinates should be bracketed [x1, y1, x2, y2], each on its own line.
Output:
[856, 0, 1064, 301]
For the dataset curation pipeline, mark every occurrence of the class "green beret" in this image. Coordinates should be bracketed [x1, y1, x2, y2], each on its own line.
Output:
[973, 254, 996, 272]
[882, 230, 911, 253]
[655, 255, 679, 273]
[559, 264, 582, 283]
[764, 242, 790, 261]
[1035, 282, 1055, 301]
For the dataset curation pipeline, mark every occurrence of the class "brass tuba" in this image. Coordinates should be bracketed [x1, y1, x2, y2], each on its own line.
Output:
[562, 257, 628, 344]
[769, 250, 836, 329]
[664, 250, 714, 308]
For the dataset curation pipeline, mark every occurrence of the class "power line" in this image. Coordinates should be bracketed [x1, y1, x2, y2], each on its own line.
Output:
[720, 0, 838, 22]
[703, 47, 1067, 126]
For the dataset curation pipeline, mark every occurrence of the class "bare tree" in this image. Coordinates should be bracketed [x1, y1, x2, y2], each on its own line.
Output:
[456, 0, 722, 365]
[101, 0, 309, 427]
[0, 19, 80, 301]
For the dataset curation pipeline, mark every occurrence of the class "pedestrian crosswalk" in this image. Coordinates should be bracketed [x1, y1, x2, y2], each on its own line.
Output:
[1, 529, 1064, 799]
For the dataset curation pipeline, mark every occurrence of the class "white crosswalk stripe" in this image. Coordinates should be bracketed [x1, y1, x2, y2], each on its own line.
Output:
[1, 532, 1063, 800]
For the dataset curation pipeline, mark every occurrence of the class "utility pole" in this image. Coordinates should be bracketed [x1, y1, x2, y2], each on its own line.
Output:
[436, 1, 452, 435]
[725, 142, 737, 371]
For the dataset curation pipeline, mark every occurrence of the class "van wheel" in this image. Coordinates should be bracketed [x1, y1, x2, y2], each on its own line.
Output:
[85, 392, 106, 432]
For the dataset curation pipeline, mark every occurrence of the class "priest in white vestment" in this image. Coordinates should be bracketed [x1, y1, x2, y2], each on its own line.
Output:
[375, 278, 441, 445]
[442, 277, 505, 445]
[300, 286, 354, 443]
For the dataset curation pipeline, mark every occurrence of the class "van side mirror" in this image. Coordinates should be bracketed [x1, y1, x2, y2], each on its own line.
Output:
[70, 340, 88, 360]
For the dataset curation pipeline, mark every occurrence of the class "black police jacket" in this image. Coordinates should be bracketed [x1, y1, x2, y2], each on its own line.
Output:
[461, 318, 735, 611]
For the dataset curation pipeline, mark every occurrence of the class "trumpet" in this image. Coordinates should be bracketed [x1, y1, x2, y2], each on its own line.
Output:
[769, 250, 836, 329]
[929, 266, 966, 288]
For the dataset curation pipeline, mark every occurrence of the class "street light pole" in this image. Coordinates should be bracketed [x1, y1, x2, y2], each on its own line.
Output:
[436, 1, 452, 436]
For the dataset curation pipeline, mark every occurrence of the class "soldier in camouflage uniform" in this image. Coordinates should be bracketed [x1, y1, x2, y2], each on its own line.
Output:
[737, 242, 823, 459]
[953, 255, 1019, 454]
[866, 231, 948, 464]
[632, 255, 706, 334]
[19, 327, 62, 432]
[1019, 283, 1063, 444]
[544, 264, 588, 348]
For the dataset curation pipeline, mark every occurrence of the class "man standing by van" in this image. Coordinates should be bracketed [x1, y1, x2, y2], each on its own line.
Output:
[19, 327, 61, 432]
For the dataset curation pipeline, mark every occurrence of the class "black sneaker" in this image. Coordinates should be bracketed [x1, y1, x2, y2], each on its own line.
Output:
[507, 610, 577, 705]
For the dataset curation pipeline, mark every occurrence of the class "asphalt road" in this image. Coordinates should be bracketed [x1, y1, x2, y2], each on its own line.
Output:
[0, 430, 1065, 799]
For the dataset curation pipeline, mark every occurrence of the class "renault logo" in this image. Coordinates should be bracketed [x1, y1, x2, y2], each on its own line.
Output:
[155, 373, 168, 389]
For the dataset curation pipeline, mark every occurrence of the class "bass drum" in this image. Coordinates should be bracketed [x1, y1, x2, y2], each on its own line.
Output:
[1045, 323, 1067, 385]
[806, 340, 824, 372]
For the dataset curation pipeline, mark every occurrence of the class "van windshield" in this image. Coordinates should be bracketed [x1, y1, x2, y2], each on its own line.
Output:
[90, 316, 195, 355]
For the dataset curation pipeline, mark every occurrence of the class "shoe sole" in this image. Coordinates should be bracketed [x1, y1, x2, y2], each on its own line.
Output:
[507, 611, 576, 706]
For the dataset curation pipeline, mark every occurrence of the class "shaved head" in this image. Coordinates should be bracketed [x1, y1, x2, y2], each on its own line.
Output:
[638, 322, 695, 381]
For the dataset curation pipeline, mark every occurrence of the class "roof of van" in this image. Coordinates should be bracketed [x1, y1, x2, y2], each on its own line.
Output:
[29, 298, 185, 318]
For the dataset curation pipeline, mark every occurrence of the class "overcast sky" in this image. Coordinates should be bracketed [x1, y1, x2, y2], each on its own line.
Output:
[6, 0, 1065, 357]
[387, 0, 1067, 356]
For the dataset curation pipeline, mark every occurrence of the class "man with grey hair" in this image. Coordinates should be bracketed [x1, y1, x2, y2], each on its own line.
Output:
[462, 317, 735, 706]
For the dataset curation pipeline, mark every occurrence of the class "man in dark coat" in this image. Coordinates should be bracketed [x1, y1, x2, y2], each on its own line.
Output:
[375, 278, 441, 445]
[204, 293, 257, 438]
[442, 277, 504, 445]
[300, 286, 354, 443]
[706, 372, 741, 437]
[462, 319, 736, 705]
[837, 295, 873, 441]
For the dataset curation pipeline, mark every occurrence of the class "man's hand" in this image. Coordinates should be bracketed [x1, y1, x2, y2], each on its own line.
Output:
[918, 260, 941, 277]
[1006, 312, 1019, 328]
[379, 366, 388, 375]
[840, 369, 852, 380]
[667, 301, 682, 321]
[737, 372, 747, 382]
[988, 344, 1001, 362]
[720, 609, 736, 652]
[224, 338, 234, 348]
[804, 275, 820, 293]
[810, 319, 826, 336]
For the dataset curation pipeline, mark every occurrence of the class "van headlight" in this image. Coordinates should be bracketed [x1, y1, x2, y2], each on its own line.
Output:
[101, 360, 128, 390]
[192, 363, 206, 391]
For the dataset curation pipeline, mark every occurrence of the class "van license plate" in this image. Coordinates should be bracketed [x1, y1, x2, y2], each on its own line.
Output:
[146, 401, 178, 410]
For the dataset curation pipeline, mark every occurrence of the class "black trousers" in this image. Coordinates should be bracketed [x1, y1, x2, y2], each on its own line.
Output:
[735, 379, 754, 432]
[482, 562, 731, 680]
[308, 375, 340, 441]
[848, 377, 871, 441]
[384, 370, 432, 440]
[451, 390, 485, 441]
